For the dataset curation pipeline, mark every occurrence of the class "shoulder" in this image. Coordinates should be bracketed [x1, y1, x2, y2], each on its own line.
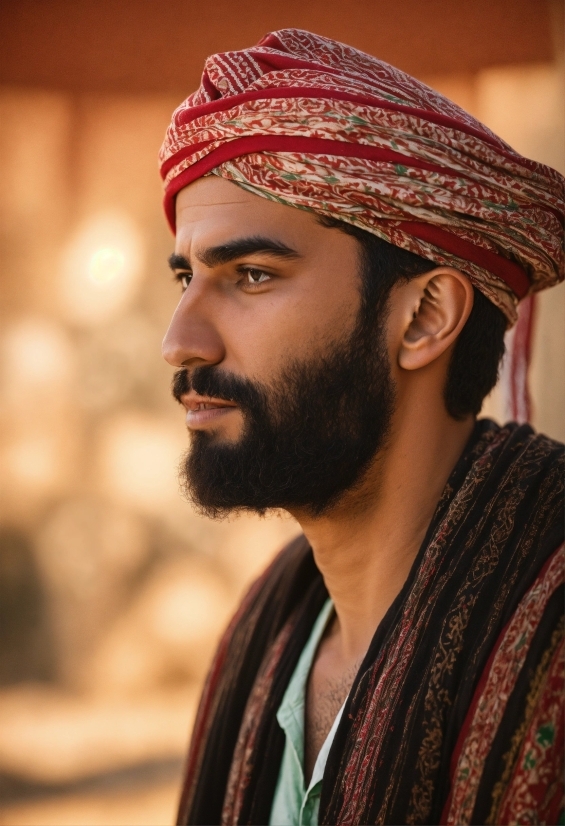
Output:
[470, 420, 564, 501]
[507, 422, 564, 458]
[498, 422, 564, 504]
[177, 533, 319, 822]
[476, 418, 564, 458]
[444, 542, 564, 825]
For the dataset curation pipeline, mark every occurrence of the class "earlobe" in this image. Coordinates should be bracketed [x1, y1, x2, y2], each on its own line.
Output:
[398, 268, 474, 371]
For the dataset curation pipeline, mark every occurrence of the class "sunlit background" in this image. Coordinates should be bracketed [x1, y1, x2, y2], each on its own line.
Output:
[0, 2, 563, 824]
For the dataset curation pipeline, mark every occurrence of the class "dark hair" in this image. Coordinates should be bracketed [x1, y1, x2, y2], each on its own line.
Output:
[318, 216, 507, 420]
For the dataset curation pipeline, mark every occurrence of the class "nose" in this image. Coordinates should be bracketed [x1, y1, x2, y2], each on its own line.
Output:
[162, 291, 225, 369]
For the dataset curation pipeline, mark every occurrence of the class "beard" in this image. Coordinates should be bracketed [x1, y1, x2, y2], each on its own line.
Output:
[172, 296, 395, 519]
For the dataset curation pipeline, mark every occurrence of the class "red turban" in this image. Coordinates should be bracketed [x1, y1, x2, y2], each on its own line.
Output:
[159, 28, 564, 325]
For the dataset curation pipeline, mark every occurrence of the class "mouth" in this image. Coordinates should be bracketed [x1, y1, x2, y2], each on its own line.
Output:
[180, 392, 239, 430]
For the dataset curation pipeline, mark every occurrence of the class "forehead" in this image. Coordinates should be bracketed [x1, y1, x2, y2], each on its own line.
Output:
[175, 176, 329, 253]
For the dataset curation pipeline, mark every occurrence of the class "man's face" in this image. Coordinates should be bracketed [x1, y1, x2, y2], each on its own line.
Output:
[163, 176, 395, 517]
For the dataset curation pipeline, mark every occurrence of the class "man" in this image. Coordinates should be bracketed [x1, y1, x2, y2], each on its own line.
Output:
[159, 29, 564, 825]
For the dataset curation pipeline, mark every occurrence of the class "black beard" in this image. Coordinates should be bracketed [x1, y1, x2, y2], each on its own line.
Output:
[172, 299, 395, 519]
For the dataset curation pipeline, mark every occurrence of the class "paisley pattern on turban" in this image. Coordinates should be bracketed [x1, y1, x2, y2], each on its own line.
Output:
[159, 28, 565, 324]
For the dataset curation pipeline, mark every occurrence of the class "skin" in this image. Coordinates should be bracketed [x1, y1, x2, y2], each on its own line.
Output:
[162, 176, 475, 783]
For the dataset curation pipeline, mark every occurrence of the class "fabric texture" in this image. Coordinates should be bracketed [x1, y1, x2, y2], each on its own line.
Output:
[269, 598, 337, 826]
[176, 420, 564, 826]
[159, 28, 565, 325]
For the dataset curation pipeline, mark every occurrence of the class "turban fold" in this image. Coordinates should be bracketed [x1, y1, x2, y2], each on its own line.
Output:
[159, 28, 564, 325]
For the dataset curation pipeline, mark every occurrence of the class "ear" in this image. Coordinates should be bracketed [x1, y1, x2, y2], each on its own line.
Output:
[397, 268, 474, 371]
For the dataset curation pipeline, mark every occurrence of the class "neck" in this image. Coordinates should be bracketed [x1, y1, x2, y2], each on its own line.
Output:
[291, 391, 475, 666]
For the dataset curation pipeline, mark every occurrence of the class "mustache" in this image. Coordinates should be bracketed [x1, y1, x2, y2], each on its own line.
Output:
[172, 367, 266, 412]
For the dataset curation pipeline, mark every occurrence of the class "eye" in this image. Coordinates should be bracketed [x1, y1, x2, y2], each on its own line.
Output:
[243, 267, 271, 286]
[176, 272, 192, 290]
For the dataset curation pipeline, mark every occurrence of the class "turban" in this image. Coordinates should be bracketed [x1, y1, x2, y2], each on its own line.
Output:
[159, 28, 564, 326]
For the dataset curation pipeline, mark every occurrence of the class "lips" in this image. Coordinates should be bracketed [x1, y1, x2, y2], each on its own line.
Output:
[180, 392, 238, 429]
[180, 392, 237, 412]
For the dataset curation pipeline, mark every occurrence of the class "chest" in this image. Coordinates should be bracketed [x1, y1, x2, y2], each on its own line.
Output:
[304, 648, 360, 784]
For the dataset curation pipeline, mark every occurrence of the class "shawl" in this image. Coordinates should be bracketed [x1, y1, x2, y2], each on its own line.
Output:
[177, 420, 564, 825]
[159, 28, 565, 326]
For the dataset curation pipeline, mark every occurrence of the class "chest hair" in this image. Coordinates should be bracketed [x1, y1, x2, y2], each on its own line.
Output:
[304, 657, 361, 784]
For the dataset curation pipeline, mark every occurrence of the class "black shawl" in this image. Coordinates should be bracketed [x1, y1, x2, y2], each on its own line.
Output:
[177, 421, 564, 825]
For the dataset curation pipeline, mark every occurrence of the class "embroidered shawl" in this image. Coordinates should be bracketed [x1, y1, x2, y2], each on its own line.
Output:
[159, 28, 565, 325]
[176, 420, 564, 825]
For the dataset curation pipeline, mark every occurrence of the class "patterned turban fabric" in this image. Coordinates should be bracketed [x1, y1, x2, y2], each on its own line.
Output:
[159, 28, 565, 326]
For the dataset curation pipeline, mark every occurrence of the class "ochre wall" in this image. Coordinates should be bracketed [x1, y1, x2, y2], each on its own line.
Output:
[0, 0, 557, 92]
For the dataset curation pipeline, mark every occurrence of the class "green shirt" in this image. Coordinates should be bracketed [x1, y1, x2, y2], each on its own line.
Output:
[269, 599, 345, 826]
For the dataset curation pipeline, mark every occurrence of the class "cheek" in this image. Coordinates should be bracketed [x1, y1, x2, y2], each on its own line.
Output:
[225, 282, 360, 381]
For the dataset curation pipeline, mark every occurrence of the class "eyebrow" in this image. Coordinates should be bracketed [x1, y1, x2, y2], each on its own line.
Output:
[168, 236, 301, 272]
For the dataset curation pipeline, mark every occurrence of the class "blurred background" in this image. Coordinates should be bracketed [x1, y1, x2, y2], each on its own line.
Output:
[0, 1, 563, 824]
